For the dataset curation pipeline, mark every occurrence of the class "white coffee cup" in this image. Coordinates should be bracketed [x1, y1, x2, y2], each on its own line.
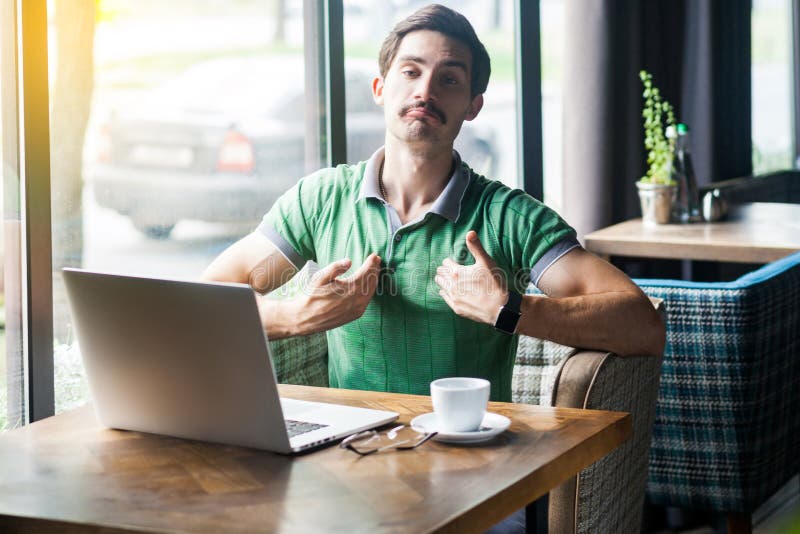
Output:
[430, 377, 491, 433]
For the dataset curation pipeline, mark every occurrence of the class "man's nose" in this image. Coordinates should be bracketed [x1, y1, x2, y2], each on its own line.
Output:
[413, 73, 438, 102]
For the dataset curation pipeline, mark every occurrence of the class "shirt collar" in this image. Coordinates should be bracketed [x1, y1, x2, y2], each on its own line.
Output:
[357, 147, 384, 201]
[356, 146, 469, 223]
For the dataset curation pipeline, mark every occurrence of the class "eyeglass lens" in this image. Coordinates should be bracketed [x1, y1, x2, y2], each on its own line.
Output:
[341, 425, 436, 455]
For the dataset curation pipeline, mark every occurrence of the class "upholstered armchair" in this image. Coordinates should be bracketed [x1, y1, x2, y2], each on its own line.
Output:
[635, 251, 800, 533]
[512, 331, 663, 534]
[270, 297, 664, 534]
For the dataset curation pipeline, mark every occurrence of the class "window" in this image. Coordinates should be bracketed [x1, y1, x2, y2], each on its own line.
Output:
[0, 0, 25, 431]
[752, 0, 795, 173]
[9, 0, 545, 423]
[49, 0, 319, 413]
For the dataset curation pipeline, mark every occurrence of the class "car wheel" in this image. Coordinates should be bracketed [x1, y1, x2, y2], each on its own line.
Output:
[134, 223, 175, 240]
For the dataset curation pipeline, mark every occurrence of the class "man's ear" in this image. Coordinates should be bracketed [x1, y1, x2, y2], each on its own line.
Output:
[372, 76, 385, 106]
[465, 94, 484, 121]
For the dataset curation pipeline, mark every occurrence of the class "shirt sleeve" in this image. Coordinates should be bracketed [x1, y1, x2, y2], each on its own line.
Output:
[257, 171, 329, 268]
[258, 224, 306, 270]
[488, 188, 580, 292]
[529, 236, 581, 286]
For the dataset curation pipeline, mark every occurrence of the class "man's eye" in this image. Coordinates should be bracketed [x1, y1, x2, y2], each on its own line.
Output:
[402, 70, 418, 77]
[444, 76, 458, 85]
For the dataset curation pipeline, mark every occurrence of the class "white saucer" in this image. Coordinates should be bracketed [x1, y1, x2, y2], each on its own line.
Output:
[410, 412, 511, 444]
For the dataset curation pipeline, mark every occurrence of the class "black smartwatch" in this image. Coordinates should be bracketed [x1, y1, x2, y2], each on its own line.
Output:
[494, 291, 522, 335]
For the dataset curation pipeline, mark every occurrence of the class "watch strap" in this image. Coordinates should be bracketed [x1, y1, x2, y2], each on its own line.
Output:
[494, 291, 523, 334]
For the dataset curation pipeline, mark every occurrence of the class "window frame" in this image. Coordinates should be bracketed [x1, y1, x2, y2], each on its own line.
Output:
[516, 0, 544, 200]
[303, 0, 347, 170]
[20, 0, 55, 423]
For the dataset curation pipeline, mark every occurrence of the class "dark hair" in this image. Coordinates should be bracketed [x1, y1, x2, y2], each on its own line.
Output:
[378, 4, 491, 97]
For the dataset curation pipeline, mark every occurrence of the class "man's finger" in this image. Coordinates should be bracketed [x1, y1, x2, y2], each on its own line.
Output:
[344, 253, 381, 284]
[441, 257, 460, 270]
[434, 274, 454, 292]
[340, 254, 381, 296]
[465, 231, 494, 266]
[312, 258, 352, 286]
[351, 253, 381, 277]
[438, 289, 457, 313]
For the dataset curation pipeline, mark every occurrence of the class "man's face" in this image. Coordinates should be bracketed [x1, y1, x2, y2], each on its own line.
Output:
[373, 30, 484, 151]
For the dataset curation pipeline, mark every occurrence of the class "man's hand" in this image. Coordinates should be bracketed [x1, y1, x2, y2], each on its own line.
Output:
[435, 231, 507, 325]
[267, 253, 382, 336]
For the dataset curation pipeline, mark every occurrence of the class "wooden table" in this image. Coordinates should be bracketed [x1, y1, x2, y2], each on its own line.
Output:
[0, 385, 630, 534]
[584, 202, 800, 263]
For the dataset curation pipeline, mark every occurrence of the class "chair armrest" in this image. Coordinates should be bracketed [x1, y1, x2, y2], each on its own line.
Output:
[548, 349, 663, 534]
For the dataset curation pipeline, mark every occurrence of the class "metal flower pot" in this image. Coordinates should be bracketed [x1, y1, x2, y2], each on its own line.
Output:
[636, 182, 676, 225]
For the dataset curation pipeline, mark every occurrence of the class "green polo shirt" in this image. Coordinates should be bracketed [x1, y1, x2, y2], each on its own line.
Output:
[259, 148, 578, 401]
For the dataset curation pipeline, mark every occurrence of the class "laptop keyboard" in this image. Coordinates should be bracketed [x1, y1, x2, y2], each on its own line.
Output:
[285, 419, 328, 438]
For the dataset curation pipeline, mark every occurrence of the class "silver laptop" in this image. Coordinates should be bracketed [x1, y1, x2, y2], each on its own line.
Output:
[62, 268, 398, 454]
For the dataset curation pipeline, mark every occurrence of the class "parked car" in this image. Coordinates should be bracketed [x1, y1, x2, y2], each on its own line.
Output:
[89, 56, 496, 239]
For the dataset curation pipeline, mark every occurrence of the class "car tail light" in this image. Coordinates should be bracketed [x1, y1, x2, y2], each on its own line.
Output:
[217, 130, 255, 173]
[96, 121, 112, 163]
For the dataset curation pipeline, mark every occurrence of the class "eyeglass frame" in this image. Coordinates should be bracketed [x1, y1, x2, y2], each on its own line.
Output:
[339, 424, 438, 456]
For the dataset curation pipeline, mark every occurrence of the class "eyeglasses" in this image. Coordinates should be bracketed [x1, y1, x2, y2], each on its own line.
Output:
[340, 424, 437, 456]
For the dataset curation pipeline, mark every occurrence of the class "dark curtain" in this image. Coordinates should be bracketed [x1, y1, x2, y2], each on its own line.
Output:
[562, 0, 752, 239]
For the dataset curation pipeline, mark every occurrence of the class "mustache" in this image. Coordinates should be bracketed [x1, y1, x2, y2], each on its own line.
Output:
[399, 101, 447, 124]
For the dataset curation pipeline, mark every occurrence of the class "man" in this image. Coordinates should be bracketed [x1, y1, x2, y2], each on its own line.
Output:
[203, 5, 665, 403]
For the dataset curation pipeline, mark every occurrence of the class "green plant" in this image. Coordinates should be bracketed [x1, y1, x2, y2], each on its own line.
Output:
[639, 70, 676, 185]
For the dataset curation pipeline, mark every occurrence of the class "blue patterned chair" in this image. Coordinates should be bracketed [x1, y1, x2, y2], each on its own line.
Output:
[635, 251, 800, 533]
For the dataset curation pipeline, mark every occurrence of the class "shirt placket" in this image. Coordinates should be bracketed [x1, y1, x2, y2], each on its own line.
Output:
[380, 203, 403, 296]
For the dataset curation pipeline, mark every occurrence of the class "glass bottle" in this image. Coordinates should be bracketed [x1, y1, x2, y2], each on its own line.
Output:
[667, 123, 702, 222]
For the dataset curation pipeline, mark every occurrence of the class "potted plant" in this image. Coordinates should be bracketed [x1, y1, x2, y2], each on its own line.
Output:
[637, 70, 677, 224]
